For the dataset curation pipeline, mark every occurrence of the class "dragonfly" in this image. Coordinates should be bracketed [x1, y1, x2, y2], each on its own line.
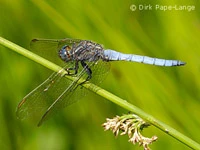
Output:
[16, 38, 186, 126]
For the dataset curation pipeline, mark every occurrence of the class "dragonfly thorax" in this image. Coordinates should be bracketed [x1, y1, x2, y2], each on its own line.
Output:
[59, 41, 105, 62]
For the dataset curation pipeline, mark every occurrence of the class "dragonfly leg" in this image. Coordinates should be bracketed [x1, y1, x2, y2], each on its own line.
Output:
[69, 61, 92, 92]
[66, 61, 79, 75]
[80, 60, 92, 81]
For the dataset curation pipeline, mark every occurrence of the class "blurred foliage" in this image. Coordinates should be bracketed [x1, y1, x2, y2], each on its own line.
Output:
[0, 0, 200, 149]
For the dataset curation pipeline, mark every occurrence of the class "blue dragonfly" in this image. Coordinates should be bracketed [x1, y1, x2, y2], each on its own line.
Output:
[16, 38, 185, 126]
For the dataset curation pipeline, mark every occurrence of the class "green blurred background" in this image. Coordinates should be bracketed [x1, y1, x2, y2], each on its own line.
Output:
[0, 0, 200, 149]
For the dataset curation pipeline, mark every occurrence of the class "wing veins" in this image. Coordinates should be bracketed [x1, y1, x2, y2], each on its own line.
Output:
[37, 61, 96, 126]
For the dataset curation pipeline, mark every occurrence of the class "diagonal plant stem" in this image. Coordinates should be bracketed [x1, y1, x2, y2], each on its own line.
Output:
[0, 36, 200, 150]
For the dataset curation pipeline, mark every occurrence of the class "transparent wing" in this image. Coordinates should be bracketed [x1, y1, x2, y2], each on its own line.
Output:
[16, 59, 110, 126]
[89, 60, 110, 85]
[30, 38, 82, 66]
[16, 62, 75, 123]
[36, 60, 110, 126]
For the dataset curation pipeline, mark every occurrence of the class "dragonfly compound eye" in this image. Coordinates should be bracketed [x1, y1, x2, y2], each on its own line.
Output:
[59, 45, 72, 62]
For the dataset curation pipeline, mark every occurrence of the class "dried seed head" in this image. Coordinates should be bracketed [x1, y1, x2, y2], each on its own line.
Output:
[102, 114, 158, 150]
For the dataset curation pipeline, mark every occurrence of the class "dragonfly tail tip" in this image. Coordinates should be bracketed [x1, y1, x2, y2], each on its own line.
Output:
[180, 61, 186, 66]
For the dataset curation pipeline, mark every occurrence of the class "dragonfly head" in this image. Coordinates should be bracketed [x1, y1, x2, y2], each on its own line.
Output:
[59, 45, 72, 62]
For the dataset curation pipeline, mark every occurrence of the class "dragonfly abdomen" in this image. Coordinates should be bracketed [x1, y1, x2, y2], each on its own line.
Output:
[103, 49, 185, 66]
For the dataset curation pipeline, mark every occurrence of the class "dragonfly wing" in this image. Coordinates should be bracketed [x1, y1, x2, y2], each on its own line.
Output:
[16, 72, 61, 120]
[89, 60, 110, 85]
[16, 63, 76, 124]
[37, 61, 92, 126]
[37, 60, 110, 126]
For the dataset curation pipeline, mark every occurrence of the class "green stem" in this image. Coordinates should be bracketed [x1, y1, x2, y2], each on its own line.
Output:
[0, 36, 199, 150]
